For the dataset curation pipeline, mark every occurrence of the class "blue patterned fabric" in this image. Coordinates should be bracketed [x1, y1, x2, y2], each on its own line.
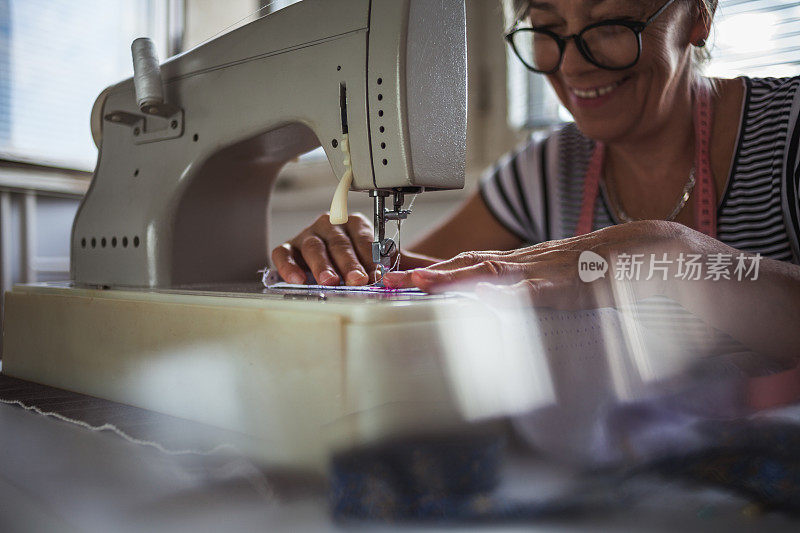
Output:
[329, 421, 800, 523]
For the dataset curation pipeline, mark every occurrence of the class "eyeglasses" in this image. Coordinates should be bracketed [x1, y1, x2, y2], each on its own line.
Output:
[505, 0, 676, 74]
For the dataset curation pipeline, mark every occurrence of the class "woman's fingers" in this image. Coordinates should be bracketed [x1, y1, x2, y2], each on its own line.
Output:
[345, 214, 379, 283]
[324, 226, 370, 285]
[381, 270, 415, 288]
[271, 243, 307, 284]
[385, 260, 521, 291]
[480, 276, 614, 310]
[268, 213, 378, 286]
[299, 235, 341, 285]
[424, 251, 489, 271]
[472, 279, 568, 309]
[381, 253, 485, 287]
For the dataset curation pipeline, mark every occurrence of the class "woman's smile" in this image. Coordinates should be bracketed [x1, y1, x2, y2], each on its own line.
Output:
[566, 75, 632, 108]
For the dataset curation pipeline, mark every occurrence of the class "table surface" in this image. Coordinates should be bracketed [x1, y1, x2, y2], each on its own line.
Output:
[1, 372, 799, 533]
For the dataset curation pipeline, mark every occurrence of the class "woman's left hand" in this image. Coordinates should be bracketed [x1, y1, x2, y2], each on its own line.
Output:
[383, 220, 690, 309]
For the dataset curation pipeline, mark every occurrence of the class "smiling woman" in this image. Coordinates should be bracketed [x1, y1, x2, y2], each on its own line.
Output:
[272, 0, 800, 365]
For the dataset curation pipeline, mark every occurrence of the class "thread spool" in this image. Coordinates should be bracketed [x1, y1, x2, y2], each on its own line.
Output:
[131, 38, 165, 115]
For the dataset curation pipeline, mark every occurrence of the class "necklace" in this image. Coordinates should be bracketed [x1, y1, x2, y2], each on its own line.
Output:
[601, 166, 696, 223]
[575, 84, 716, 238]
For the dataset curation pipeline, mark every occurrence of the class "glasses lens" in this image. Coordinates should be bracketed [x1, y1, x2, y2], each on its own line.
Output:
[581, 24, 639, 69]
[510, 29, 561, 73]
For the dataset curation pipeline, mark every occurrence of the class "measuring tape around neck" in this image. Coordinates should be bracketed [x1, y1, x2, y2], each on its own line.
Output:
[575, 85, 716, 237]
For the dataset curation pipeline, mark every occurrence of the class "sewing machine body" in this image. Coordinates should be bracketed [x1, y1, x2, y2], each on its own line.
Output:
[0, 0, 479, 468]
[74, 0, 466, 288]
[3, 283, 486, 468]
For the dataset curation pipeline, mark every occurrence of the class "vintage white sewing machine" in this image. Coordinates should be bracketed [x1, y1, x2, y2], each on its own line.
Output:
[0, 0, 546, 469]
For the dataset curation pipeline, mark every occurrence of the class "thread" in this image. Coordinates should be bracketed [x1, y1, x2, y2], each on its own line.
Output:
[389, 194, 418, 272]
[0, 397, 239, 457]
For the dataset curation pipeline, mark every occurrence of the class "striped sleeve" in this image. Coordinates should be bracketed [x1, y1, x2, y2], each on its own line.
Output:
[479, 133, 550, 244]
[717, 77, 800, 262]
[786, 77, 800, 259]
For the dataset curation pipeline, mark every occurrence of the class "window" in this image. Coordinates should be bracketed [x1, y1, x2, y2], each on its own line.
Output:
[0, 0, 181, 171]
[707, 0, 800, 78]
[510, 0, 800, 129]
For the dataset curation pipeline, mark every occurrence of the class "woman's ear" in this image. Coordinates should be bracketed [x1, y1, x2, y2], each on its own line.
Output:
[688, 2, 711, 47]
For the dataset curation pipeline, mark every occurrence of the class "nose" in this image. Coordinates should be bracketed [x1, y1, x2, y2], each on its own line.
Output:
[559, 37, 596, 77]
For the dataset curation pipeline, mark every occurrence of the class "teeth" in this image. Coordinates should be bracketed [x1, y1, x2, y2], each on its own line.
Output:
[572, 79, 623, 99]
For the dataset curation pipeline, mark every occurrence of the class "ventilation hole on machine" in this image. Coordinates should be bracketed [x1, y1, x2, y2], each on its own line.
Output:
[122, 236, 128, 248]
[111, 237, 117, 248]
[91, 238, 97, 248]
[377, 77, 382, 85]
[81, 238, 86, 248]
[378, 110, 384, 117]
[381, 142, 386, 149]
[382, 159, 388, 166]
[377, 94, 383, 101]
[133, 236, 140, 247]
[379, 126, 385, 133]
[101, 237, 107, 248]
[134, 169, 139, 177]
[193, 133, 199, 142]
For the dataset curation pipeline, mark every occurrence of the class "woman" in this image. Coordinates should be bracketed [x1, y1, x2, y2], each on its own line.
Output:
[272, 0, 800, 366]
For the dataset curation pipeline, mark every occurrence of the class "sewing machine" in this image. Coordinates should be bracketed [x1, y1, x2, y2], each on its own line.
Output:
[82, 0, 467, 287]
[2, 0, 710, 474]
[1, 0, 528, 469]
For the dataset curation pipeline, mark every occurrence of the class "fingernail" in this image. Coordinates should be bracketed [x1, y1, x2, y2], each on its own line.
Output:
[289, 273, 305, 284]
[319, 270, 339, 285]
[346, 271, 368, 285]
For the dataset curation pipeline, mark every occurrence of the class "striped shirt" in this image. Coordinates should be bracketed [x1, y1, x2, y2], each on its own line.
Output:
[480, 76, 800, 264]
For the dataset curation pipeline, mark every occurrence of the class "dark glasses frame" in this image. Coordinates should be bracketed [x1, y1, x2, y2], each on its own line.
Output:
[505, 0, 677, 74]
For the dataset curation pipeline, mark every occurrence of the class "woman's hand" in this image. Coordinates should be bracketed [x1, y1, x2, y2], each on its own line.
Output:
[383, 220, 688, 309]
[270, 213, 439, 286]
[271, 213, 378, 286]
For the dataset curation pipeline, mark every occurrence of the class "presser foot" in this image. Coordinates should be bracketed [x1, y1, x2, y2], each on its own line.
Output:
[374, 264, 390, 287]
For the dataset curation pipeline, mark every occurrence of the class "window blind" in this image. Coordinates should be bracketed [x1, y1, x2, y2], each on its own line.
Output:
[707, 0, 800, 77]
[0, 0, 175, 171]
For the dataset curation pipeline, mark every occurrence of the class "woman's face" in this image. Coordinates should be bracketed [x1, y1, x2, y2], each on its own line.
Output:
[527, 0, 698, 143]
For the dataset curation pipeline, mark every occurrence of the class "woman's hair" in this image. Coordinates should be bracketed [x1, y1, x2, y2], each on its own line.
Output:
[500, 0, 718, 70]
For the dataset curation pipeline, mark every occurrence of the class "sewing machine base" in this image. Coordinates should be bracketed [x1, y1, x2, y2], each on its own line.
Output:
[2, 282, 491, 470]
